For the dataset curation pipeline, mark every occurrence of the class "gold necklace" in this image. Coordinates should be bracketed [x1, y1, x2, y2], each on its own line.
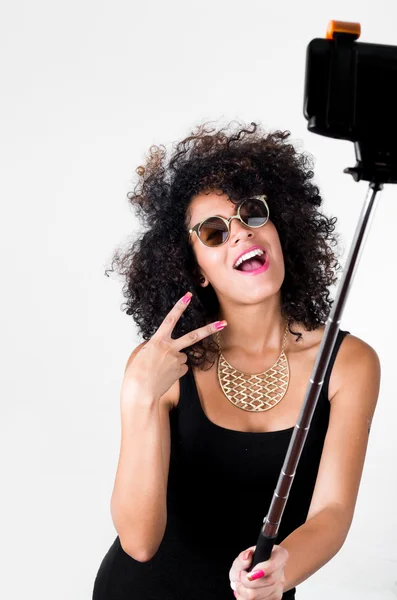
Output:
[215, 319, 290, 412]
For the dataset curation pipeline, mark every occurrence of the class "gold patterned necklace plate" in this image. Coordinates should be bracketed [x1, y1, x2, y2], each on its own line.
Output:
[215, 320, 290, 412]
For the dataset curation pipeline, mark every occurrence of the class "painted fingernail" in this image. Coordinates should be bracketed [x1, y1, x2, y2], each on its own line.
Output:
[247, 569, 265, 581]
[233, 592, 237, 598]
[214, 320, 227, 330]
[243, 550, 252, 560]
[182, 292, 192, 304]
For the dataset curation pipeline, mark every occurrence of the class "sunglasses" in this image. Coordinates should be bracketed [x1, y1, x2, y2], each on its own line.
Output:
[188, 195, 270, 247]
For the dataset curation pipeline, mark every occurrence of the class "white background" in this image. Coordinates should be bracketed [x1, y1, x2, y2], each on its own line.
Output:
[1, 1, 396, 598]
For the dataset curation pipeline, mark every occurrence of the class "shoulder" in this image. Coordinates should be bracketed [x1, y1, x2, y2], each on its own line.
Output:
[293, 324, 380, 403]
[329, 332, 381, 402]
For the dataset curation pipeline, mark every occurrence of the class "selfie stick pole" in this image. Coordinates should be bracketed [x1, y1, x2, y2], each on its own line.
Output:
[248, 179, 383, 572]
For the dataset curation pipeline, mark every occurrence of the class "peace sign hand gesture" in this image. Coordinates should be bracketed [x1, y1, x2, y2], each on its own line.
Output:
[121, 291, 227, 403]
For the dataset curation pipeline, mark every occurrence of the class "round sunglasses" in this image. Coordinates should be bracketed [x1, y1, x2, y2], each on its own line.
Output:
[188, 195, 270, 247]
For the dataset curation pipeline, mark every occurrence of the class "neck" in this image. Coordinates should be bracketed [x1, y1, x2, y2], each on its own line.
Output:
[216, 293, 288, 359]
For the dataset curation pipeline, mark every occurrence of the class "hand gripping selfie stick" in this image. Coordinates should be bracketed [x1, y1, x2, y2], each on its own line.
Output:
[248, 20, 397, 573]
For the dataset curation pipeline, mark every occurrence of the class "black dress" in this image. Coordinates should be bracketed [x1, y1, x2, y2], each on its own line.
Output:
[93, 329, 350, 600]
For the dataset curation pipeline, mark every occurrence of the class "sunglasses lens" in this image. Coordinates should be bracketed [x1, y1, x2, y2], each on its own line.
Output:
[199, 217, 229, 247]
[240, 198, 269, 226]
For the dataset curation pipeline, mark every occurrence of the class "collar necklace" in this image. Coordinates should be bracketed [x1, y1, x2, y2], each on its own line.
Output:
[215, 319, 290, 412]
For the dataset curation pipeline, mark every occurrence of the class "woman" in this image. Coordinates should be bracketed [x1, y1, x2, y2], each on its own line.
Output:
[93, 121, 381, 599]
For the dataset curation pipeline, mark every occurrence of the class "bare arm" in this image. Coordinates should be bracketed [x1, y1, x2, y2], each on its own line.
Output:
[108, 293, 225, 563]
[110, 344, 173, 562]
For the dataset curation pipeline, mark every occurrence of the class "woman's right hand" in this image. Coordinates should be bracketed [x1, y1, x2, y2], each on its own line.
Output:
[121, 291, 227, 403]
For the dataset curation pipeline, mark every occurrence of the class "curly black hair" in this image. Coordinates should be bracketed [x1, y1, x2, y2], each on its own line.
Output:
[105, 120, 342, 370]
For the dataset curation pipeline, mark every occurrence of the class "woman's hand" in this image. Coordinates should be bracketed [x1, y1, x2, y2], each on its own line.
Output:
[120, 291, 227, 403]
[229, 545, 289, 599]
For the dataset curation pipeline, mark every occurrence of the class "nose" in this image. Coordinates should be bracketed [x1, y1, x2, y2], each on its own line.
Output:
[228, 215, 254, 244]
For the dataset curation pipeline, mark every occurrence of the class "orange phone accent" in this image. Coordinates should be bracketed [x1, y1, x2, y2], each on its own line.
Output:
[326, 20, 361, 40]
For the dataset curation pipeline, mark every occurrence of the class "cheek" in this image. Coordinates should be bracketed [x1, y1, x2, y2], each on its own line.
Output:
[277, 245, 285, 265]
[196, 248, 224, 271]
[270, 233, 284, 264]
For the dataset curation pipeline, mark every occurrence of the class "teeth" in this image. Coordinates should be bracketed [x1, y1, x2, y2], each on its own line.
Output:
[234, 249, 264, 269]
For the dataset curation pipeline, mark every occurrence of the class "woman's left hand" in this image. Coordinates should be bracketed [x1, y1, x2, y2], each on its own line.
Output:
[228, 544, 289, 599]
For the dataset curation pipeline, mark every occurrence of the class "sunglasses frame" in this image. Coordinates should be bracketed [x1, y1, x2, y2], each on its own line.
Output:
[188, 194, 270, 247]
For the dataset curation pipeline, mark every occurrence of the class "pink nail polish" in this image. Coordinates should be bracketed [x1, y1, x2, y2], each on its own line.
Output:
[182, 292, 192, 304]
[214, 320, 227, 330]
[247, 569, 265, 581]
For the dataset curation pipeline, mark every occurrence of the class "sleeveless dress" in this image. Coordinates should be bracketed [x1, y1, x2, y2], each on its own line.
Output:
[92, 329, 350, 600]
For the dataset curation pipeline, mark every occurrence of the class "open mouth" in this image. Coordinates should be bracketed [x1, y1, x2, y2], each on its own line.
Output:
[234, 252, 267, 272]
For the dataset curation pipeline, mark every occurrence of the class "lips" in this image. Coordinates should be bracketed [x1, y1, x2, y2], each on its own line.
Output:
[232, 244, 267, 269]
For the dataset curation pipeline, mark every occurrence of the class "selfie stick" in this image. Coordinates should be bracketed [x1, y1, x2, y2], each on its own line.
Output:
[248, 20, 389, 572]
[248, 180, 382, 571]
